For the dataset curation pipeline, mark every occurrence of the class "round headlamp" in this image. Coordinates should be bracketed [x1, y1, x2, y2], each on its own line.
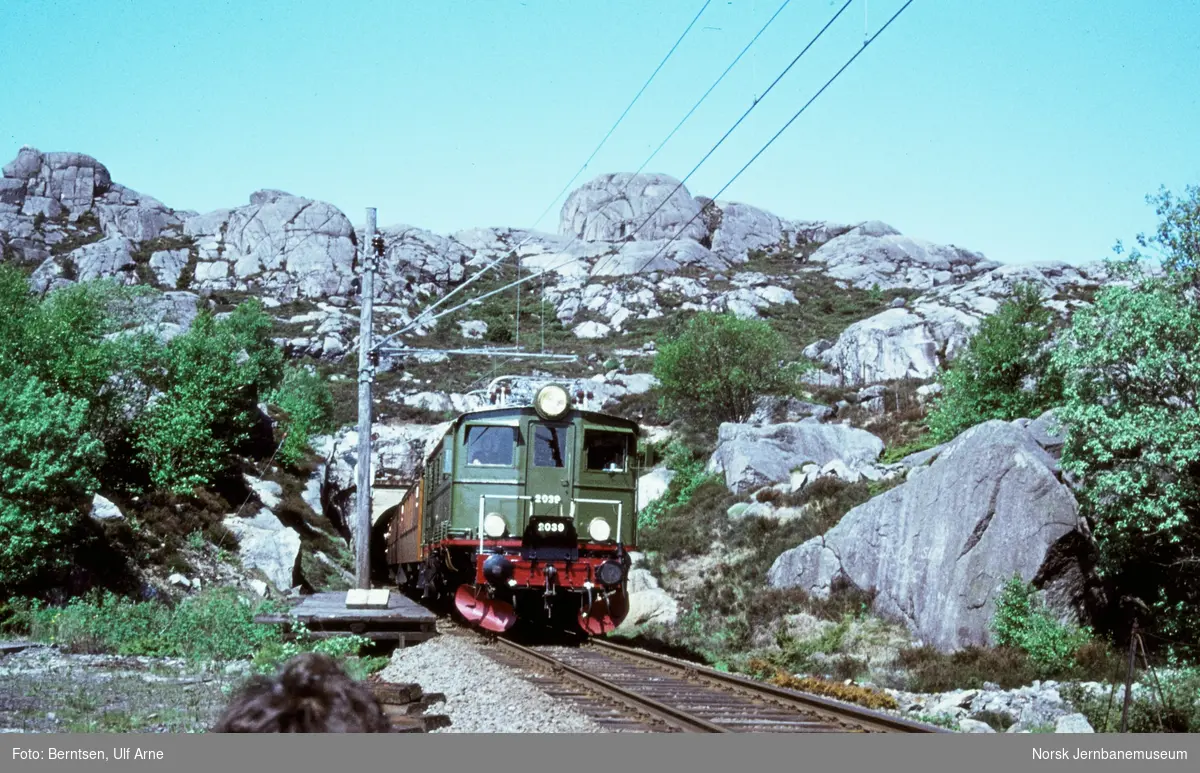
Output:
[534, 384, 571, 420]
[483, 512, 507, 538]
[597, 560, 625, 587]
[587, 517, 612, 542]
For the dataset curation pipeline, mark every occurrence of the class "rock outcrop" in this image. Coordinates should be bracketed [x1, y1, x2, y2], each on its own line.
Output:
[767, 420, 1096, 652]
[560, 173, 707, 244]
[707, 422, 885, 494]
[182, 191, 357, 300]
[321, 423, 451, 537]
[222, 508, 301, 593]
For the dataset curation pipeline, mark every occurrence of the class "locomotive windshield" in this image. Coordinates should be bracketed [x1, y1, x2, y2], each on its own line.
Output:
[533, 424, 567, 467]
[465, 425, 516, 466]
[585, 431, 628, 472]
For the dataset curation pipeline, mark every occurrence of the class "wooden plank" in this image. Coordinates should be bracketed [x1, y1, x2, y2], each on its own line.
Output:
[370, 682, 423, 704]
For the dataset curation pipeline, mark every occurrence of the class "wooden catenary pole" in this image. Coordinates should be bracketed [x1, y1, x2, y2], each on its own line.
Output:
[354, 207, 377, 590]
[1120, 618, 1138, 732]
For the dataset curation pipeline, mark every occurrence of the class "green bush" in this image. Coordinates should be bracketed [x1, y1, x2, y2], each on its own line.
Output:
[926, 282, 1061, 443]
[265, 365, 335, 466]
[654, 312, 802, 433]
[0, 370, 104, 589]
[637, 441, 713, 530]
[136, 302, 284, 491]
[991, 575, 1093, 676]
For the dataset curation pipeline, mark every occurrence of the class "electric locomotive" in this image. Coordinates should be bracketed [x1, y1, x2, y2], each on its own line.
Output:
[383, 383, 638, 634]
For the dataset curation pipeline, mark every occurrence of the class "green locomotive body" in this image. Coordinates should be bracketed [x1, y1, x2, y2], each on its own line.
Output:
[384, 384, 638, 634]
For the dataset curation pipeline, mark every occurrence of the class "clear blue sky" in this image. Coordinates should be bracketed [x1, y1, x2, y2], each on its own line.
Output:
[3, 0, 1197, 266]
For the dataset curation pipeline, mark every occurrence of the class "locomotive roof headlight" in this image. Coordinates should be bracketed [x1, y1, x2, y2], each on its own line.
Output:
[483, 513, 507, 538]
[587, 517, 612, 542]
[534, 384, 571, 420]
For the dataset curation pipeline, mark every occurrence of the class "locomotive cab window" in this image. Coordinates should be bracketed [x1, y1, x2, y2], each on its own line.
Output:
[464, 425, 516, 466]
[585, 431, 628, 472]
[533, 425, 568, 468]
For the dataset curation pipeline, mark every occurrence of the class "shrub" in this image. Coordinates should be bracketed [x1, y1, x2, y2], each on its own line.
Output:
[266, 365, 335, 466]
[991, 575, 1093, 676]
[135, 302, 284, 491]
[654, 312, 803, 433]
[753, 664, 898, 711]
[926, 282, 1061, 442]
[637, 441, 714, 531]
[894, 645, 1037, 692]
[0, 370, 104, 590]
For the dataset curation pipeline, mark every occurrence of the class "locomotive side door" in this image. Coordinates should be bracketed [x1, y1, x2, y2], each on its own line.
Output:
[525, 421, 573, 518]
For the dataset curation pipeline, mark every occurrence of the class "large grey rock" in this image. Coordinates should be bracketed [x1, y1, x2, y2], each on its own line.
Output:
[222, 508, 301, 593]
[709, 201, 787, 262]
[367, 223, 474, 295]
[29, 236, 139, 293]
[322, 423, 451, 536]
[747, 396, 834, 426]
[637, 466, 677, 511]
[817, 308, 941, 385]
[560, 173, 707, 243]
[183, 192, 357, 299]
[94, 186, 181, 242]
[707, 422, 885, 494]
[13, 150, 112, 211]
[587, 236, 725, 276]
[614, 565, 679, 634]
[810, 223, 991, 291]
[1026, 410, 1065, 453]
[768, 420, 1091, 651]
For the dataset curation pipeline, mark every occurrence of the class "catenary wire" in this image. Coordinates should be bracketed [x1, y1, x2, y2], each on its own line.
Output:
[391, 0, 897, 332]
[381, 0, 860, 341]
[373, 0, 713, 349]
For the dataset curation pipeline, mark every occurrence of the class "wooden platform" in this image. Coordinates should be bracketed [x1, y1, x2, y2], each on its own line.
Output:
[254, 592, 438, 647]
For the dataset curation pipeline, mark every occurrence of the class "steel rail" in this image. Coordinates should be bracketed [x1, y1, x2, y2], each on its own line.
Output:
[590, 638, 950, 734]
[491, 636, 729, 733]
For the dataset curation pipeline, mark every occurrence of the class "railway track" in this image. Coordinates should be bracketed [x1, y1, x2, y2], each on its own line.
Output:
[474, 632, 947, 733]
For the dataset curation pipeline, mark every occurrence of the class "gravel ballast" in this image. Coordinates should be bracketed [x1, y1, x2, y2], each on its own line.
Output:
[379, 633, 604, 733]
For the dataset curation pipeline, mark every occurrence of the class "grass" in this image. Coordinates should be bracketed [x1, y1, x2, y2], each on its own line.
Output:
[3, 587, 384, 676]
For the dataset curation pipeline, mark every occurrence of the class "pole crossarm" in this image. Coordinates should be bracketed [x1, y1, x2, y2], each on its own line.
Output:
[377, 346, 578, 361]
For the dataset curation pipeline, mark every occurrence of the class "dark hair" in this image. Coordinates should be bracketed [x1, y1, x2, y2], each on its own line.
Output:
[211, 653, 392, 733]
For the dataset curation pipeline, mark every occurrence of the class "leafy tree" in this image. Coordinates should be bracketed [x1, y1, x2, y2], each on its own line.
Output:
[927, 282, 1061, 442]
[1053, 277, 1200, 642]
[653, 312, 800, 432]
[0, 370, 104, 589]
[266, 365, 336, 466]
[1053, 184, 1200, 644]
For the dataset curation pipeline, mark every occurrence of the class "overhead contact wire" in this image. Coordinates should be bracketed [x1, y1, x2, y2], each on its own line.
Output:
[377, 0, 713, 349]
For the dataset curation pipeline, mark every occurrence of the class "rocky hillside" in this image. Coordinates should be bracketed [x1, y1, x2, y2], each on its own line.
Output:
[0, 147, 1112, 645]
[2, 147, 1109, 385]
